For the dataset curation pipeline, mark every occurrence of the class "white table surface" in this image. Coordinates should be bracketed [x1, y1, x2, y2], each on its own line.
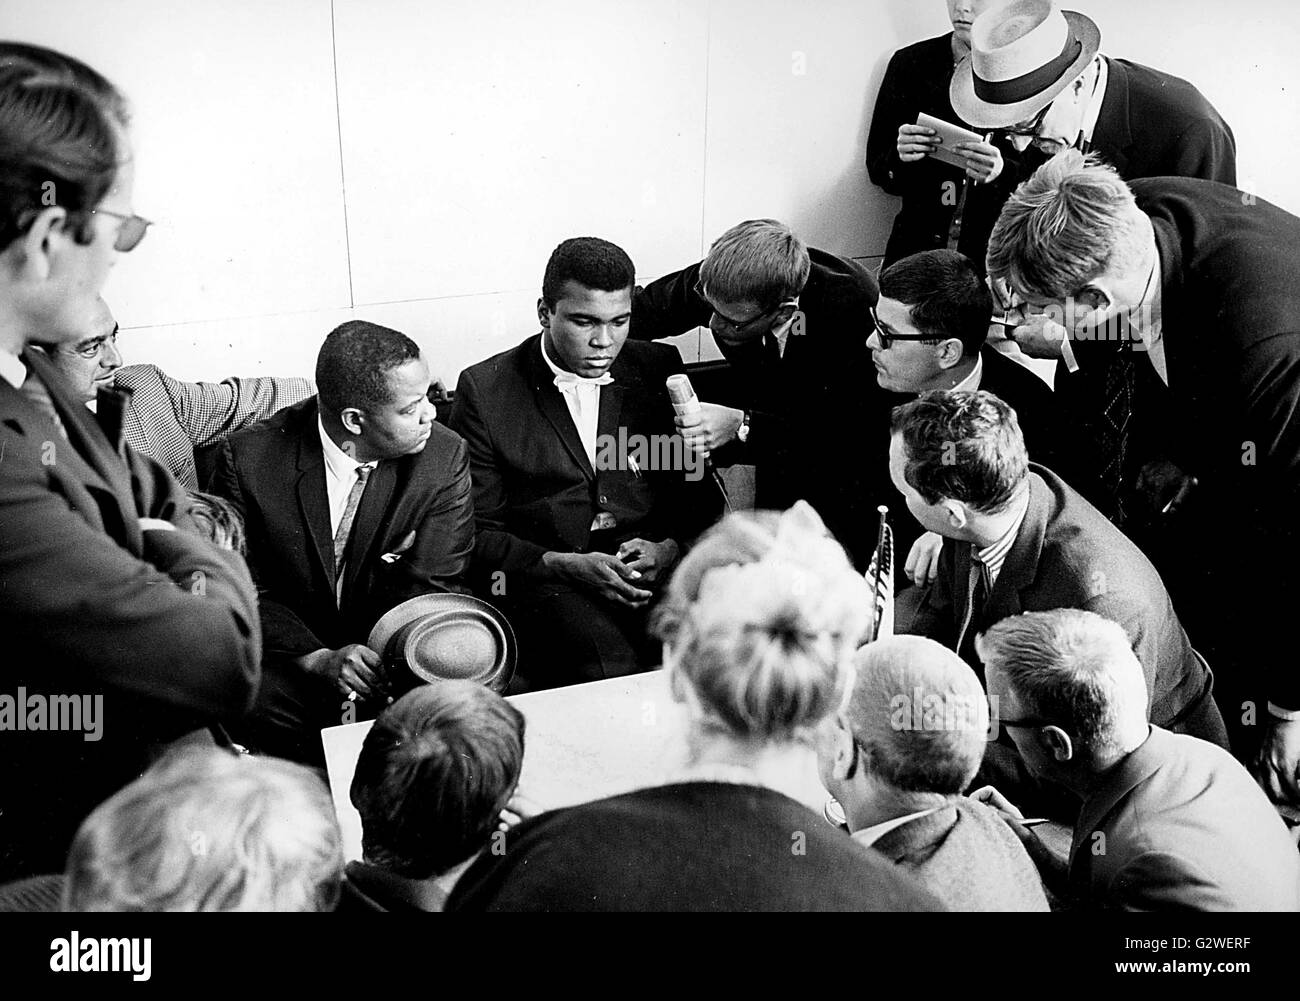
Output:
[322, 669, 832, 861]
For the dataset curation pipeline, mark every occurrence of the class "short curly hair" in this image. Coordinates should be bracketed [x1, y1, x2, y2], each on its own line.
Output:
[315, 320, 422, 415]
[890, 389, 1028, 512]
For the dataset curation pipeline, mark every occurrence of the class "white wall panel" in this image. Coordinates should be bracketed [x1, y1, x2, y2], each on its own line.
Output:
[7, 0, 353, 329]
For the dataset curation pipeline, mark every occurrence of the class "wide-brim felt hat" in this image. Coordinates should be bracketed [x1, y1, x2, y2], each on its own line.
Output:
[950, 1, 1101, 129]
[367, 593, 516, 693]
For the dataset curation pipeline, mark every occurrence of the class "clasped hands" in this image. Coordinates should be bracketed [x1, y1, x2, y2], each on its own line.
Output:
[545, 538, 681, 609]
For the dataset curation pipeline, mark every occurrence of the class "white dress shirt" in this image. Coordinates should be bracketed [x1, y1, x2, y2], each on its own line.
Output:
[951, 352, 983, 392]
[0, 348, 26, 390]
[317, 417, 375, 537]
[540, 337, 611, 466]
[851, 807, 945, 847]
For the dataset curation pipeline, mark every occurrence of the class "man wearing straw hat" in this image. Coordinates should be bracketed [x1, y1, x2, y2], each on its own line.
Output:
[947, 1, 1235, 328]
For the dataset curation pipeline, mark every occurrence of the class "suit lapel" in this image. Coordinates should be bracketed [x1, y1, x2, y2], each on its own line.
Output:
[295, 422, 337, 593]
[977, 477, 1048, 635]
[1091, 57, 1131, 176]
[22, 350, 143, 551]
[527, 337, 595, 480]
[340, 458, 397, 603]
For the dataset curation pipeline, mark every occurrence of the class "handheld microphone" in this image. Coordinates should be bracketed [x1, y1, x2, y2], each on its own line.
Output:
[665, 373, 732, 512]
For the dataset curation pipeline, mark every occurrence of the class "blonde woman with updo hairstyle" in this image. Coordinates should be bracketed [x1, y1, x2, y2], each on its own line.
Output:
[446, 504, 942, 912]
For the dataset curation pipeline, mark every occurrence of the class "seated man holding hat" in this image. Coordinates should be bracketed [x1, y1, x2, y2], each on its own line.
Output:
[212, 320, 475, 766]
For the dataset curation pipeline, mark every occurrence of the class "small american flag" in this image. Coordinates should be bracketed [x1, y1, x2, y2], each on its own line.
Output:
[865, 507, 894, 641]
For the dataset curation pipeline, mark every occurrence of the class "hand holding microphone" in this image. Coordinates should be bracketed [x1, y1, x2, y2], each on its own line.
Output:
[665, 373, 743, 463]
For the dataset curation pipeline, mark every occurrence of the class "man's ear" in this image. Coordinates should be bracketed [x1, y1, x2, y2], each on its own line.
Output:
[940, 499, 969, 532]
[339, 407, 365, 438]
[826, 713, 858, 782]
[1040, 725, 1074, 764]
[11, 206, 69, 283]
[1076, 284, 1114, 317]
[770, 302, 798, 331]
[537, 298, 552, 330]
[935, 338, 965, 371]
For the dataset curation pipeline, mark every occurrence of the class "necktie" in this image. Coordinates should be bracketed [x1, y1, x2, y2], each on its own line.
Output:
[20, 371, 69, 441]
[1096, 351, 1136, 526]
[552, 371, 614, 391]
[333, 465, 372, 576]
[956, 555, 990, 655]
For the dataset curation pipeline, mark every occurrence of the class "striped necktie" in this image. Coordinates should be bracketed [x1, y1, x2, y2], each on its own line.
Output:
[333, 465, 372, 576]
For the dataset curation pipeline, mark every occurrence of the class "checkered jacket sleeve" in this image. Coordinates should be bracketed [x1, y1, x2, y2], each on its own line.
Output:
[116, 364, 314, 489]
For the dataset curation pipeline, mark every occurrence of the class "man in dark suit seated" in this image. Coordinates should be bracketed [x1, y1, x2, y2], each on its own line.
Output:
[344, 681, 526, 912]
[890, 390, 1228, 813]
[30, 297, 313, 489]
[449, 238, 719, 687]
[212, 321, 475, 765]
[975, 609, 1300, 911]
[0, 43, 261, 881]
[985, 149, 1300, 806]
[869, 249, 1064, 590]
[817, 635, 1048, 911]
[629, 219, 903, 568]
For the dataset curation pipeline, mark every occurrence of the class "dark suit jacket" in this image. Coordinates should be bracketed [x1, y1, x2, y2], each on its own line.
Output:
[964, 57, 1236, 270]
[978, 346, 1064, 476]
[907, 466, 1213, 734]
[0, 350, 261, 879]
[447, 782, 944, 912]
[1070, 727, 1300, 911]
[210, 398, 474, 660]
[868, 798, 1048, 911]
[631, 248, 906, 567]
[448, 335, 718, 584]
[866, 33, 1022, 270]
[1068, 179, 1300, 706]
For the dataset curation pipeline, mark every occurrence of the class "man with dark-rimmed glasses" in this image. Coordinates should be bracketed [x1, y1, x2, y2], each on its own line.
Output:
[631, 218, 905, 568]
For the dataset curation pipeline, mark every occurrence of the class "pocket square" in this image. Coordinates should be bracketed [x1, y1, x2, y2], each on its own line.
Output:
[380, 530, 417, 564]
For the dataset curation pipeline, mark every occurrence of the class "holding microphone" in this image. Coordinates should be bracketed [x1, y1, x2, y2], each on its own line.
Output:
[666, 373, 734, 512]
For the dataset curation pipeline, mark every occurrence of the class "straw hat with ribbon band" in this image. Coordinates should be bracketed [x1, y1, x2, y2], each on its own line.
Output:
[950, 1, 1101, 129]
[366, 593, 516, 694]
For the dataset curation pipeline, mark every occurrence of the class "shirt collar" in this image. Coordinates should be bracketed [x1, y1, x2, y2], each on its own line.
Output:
[951, 352, 983, 393]
[1079, 55, 1109, 145]
[974, 488, 1031, 582]
[851, 807, 944, 847]
[317, 415, 373, 481]
[0, 348, 27, 389]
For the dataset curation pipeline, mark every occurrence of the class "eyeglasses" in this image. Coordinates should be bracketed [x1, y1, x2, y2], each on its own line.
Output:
[995, 103, 1051, 139]
[868, 306, 941, 350]
[996, 714, 1057, 730]
[694, 279, 796, 339]
[92, 208, 152, 252]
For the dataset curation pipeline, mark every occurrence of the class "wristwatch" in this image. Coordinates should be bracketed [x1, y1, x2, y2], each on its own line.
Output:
[736, 410, 752, 444]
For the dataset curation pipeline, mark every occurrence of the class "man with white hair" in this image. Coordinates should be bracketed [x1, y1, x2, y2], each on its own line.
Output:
[64, 745, 343, 911]
[975, 609, 1300, 911]
[818, 635, 1047, 910]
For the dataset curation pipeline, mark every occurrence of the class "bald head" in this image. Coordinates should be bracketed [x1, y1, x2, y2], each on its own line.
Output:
[846, 635, 989, 796]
